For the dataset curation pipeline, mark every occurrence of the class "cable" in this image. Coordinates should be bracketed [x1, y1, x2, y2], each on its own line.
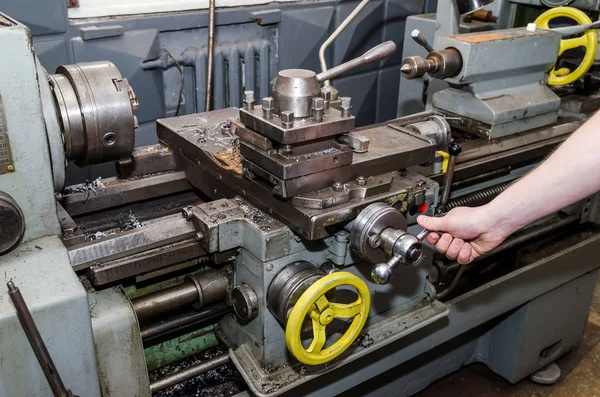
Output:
[167, 51, 184, 117]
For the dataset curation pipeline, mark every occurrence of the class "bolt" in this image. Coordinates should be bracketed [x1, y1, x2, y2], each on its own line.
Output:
[280, 144, 293, 155]
[244, 90, 255, 110]
[416, 179, 426, 188]
[182, 207, 193, 220]
[281, 111, 294, 128]
[333, 182, 344, 192]
[262, 97, 274, 119]
[221, 121, 232, 135]
[266, 263, 274, 271]
[195, 231, 204, 241]
[368, 234, 382, 249]
[340, 97, 352, 117]
[356, 176, 367, 186]
[312, 97, 324, 123]
[322, 91, 332, 109]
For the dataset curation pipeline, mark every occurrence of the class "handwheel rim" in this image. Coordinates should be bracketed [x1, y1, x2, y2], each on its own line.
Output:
[285, 271, 371, 365]
[534, 7, 598, 86]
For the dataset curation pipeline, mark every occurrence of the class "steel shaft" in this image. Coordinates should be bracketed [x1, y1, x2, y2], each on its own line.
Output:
[7, 281, 73, 397]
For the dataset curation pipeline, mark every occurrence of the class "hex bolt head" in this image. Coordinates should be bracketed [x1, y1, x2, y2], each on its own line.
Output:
[333, 182, 344, 192]
[312, 97, 324, 111]
[262, 96, 274, 119]
[356, 176, 367, 186]
[262, 97, 274, 110]
[243, 90, 255, 110]
[312, 97, 325, 123]
[281, 111, 294, 128]
[322, 91, 332, 109]
[416, 179, 426, 188]
[341, 97, 352, 117]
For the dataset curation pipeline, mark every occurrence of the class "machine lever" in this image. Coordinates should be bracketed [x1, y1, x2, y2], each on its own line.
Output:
[439, 142, 462, 213]
[411, 29, 434, 53]
[316, 41, 397, 83]
[7, 281, 78, 397]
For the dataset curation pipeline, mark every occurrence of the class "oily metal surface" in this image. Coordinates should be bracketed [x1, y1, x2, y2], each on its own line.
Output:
[51, 62, 136, 166]
[158, 109, 436, 239]
[239, 105, 355, 144]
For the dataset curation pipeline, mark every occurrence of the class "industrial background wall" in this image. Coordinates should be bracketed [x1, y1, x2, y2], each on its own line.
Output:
[0, 0, 437, 184]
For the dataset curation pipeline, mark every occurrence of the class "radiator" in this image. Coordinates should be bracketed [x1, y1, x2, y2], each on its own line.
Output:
[185, 38, 272, 112]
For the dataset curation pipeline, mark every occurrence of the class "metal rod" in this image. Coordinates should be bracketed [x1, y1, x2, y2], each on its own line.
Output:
[131, 267, 230, 321]
[440, 143, 462, 213]
[132, 282, 200, 321]
[149, 353, 231, 392]
[318, 0, 371, 86]
[141, 302, 231, 341]
[7, 281, 73, 397]
[316, 41, 397, 84]
[205, 0, 216, 111]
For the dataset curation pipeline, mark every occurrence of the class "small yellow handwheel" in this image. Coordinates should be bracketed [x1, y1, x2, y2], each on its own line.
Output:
[534, 7, 598, 86]
[285, 271, 370, 365]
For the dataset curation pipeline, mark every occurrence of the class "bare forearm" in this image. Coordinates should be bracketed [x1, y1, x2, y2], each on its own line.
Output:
[484, 112, 600, 237]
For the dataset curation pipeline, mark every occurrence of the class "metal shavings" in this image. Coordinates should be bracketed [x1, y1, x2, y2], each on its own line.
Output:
[234, 199, 270, 224]
[85, 212, 144, 241]
[120, 212, 143, 231]
[189, 119, 238, 150]
[63, 177, 106, 203]
[150, 346, 246, 397]
[352, 332, 374, 348]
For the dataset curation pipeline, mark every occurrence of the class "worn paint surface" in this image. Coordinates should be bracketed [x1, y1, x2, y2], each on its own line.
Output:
[144, 326, 220, 371]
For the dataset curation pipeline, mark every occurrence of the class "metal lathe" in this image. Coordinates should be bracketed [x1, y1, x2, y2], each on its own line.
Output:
[2, 0, 600, 395]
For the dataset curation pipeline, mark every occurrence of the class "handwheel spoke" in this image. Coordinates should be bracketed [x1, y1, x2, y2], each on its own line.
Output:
[307, 318, 327, 354]
[330, 299, 362, 319]
[314, 295, 330, 312]
[561, 36, 588, 54]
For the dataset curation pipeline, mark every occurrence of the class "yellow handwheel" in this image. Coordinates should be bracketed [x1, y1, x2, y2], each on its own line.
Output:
[285, 271, 370, 365]
[534, 7, 598, 86]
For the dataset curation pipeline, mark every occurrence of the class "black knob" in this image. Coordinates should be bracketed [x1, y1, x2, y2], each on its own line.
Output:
[448, 142, 462, 157]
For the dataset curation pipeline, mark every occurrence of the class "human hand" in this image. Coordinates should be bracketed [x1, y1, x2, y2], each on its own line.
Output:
[417, 206, 509, 264]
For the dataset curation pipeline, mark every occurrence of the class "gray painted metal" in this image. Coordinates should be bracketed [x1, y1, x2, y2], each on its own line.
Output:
[0, 15, 61, 242]
[241, 233, 600, 397]
[0, 237, 101, 397]
[432, 28, 562, 138]
[88, 287, 151, 397]
[397, 13, 496, 117]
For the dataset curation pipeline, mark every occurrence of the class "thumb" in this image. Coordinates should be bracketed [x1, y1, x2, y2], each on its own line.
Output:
[417, 215, 449, 232]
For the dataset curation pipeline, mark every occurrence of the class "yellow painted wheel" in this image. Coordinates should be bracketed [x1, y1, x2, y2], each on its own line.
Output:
[285, 271, 370, 365]
[534, 7, 598, 86]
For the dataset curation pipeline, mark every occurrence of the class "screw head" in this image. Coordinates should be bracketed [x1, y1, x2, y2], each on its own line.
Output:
[281, 111, 294, 124]
[416, 179, 426, 188]
[341, 97, 352, 109]
[312, 97, 324, 111]
[333, 182, 344, 192]
[368, 234, 382, 249]
[262, 97, 274, 110]
[356, 176, 367, 186]
[244, 90, 255, 104]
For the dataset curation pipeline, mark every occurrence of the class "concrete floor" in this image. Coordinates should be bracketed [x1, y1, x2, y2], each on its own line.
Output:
[416, 275, 600, 397]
